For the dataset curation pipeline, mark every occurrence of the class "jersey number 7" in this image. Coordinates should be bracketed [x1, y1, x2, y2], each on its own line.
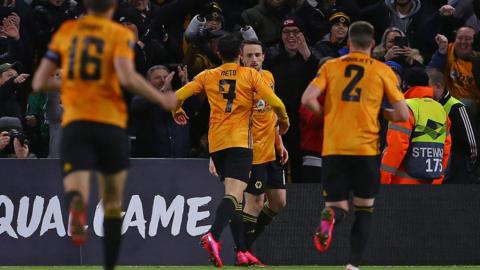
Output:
[219, 79, 236, 112]
[67, 36, 104, 81]
[342, 64, 364, 102]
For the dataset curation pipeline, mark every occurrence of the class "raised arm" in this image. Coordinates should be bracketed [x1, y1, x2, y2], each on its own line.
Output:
[114, 57, 177, 111]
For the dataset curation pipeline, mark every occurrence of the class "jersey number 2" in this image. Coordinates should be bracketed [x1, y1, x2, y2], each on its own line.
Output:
[342, 64, 364, 102]
[68, 36, 104, 80]
[220, 79, 236, 112]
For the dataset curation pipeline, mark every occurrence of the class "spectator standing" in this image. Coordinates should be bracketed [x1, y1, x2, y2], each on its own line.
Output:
[130, 65, 190, 158]
[29, 0, 80, 57]
[314, 8, 350, 58]
[428, 69, 479, 184]
[372, 27, 423, 67]
[265, 15, 320, 182]
[117, 9, 169, 75]
[351, 1, 463, 59]
[428, 29, 480, 127]
[242, 0, 289, 47]
[0, 62, 29, 120]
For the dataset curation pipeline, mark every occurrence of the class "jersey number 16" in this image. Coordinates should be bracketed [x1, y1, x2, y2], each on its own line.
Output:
[67, 36, 104, 81]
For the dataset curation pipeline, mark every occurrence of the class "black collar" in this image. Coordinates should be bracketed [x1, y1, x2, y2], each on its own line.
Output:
[439, 90, 450, 105]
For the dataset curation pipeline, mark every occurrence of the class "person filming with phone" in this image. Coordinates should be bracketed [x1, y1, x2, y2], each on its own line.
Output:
[373, 27, 424, 69]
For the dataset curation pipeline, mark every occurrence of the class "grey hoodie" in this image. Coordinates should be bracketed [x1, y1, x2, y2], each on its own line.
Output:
[385, 0, 422, 33]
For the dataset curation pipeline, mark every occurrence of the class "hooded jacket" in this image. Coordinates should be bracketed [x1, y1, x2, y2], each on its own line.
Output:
[381, 86, 452, 184]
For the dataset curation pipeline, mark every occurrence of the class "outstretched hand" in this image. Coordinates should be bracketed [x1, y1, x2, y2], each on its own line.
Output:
[173, 108, 189, 125]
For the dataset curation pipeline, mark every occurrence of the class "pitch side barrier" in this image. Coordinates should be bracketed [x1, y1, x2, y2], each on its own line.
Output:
[0, 159, 479, 265]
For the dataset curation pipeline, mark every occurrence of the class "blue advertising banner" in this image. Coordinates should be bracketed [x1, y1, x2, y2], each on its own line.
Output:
[0, 159, 234, 265]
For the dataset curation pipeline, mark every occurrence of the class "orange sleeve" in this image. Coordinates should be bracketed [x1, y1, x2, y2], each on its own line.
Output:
[174, 72, 206, 112]
[433, 118, 452, 185]
[309, 64, 327, 94]
[380, 111, 414, 184]
[113, 28, 135, 60]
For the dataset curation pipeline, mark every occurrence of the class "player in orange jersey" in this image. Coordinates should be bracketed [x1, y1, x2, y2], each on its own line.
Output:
[32, 1, 176, 269]
[208, 39, 288, 264]
[301, 21, 409, 270]
[174, 34, 289, 267]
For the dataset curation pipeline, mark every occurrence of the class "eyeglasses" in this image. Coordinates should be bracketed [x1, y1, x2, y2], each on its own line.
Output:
[282, 29, 300, 35]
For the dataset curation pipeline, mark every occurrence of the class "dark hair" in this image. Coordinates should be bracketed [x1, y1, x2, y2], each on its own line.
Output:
[241, 39, 264, 52]
[218, 34, 242, 62]
[426, 68, 446, 88]
[83, 0, 115, 13]
[348, 21, 375, 49]
[403, 67, 429, 87]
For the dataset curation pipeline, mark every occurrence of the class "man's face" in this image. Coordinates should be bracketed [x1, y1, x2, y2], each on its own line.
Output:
[1, 68, 17, 83]
[49, 0, 64, 6]
[149, 69, 169, 90]
[429, 78, 443, 101]
[396, 0, 411, 6]
[130, 0, 149, 11]
[454, 27, 475, 58]
[331, 22, 348, 41]
[266, 0, 284, 8]
[241, 44, 264, 71]
[205, 20, 222, 31]
[281, 26, 300, 51]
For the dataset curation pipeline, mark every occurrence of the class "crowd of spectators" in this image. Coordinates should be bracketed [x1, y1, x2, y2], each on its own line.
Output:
[0, 0, 479, 184]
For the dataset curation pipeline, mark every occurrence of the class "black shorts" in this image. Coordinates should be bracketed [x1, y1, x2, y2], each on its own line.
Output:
[61, 121, 130, 176]
[246, 160, 286, 195]
[322, 155, 380, 201]
[211, 147, 253, 183]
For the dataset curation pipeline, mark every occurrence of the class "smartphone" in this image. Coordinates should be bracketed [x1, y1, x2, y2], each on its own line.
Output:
[393, 36, 408, 48]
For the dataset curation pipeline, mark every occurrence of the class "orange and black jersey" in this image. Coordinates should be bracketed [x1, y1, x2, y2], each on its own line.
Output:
[309, 52, 405, 156]
[252, 70, 277, 165]
[175, 63, 288, 153]
[46, 15, 135, 128]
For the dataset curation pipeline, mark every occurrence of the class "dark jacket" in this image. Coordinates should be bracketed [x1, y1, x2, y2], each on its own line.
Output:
[241, 0, 289, 47]
[130, 95, 190, 158]
[264, 43, 320, 181]
[0, 78, 22, 119]
[439, 91, 479, 183]
[314, 35, 348, 58]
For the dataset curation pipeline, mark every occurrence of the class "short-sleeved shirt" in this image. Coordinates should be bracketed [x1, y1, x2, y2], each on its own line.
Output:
[46, 15, 135, 128]
[252, 70, 276, 164]
[309, 52, 404, 156]
[175, 63, 288, 153]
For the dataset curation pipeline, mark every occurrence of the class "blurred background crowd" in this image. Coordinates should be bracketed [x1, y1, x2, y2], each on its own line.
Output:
[0, 0, 479, 184]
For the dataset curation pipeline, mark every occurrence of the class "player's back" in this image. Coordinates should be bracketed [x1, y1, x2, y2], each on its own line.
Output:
[50, 15, 134, 128]
[196, 63, 262, 153]
[321, 52, 401, 156]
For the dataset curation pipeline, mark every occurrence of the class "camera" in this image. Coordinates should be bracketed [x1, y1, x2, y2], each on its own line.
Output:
[2, 129, 28, 154]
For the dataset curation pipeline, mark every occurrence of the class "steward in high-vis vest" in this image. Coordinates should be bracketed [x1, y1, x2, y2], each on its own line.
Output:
[381, 68, 451, 184]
